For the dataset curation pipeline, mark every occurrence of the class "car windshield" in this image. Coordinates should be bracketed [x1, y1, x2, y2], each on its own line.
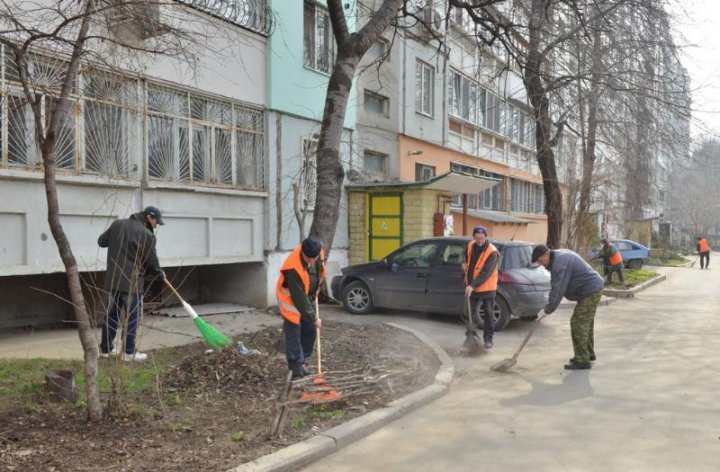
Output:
[501, 245, 532, 270]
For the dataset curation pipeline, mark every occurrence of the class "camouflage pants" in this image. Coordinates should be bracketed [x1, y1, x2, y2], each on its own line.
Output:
[570, 290, 603, 363]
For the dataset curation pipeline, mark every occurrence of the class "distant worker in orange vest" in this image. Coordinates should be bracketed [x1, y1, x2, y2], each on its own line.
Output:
[697, 236, 711, 269]
[600, 239, 624, 284]
[462, 225, 499, 349]
[276, 237, 326, 380]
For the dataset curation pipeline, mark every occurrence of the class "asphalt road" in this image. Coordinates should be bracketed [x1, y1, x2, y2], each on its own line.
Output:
[306, 264, 720, 471]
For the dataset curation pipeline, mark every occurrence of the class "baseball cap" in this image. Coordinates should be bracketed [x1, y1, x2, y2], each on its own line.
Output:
[143, 206, 164, 225]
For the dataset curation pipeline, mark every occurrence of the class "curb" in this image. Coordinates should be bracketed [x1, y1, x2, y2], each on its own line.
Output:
[603, 274, 667, 299]
[229, 323, 454, 472]
[558, 296, 617, 310]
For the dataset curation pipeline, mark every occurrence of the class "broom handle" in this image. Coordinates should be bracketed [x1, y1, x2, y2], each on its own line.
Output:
[163, 277, 184, 303]
[316, 297, 322, 375]
[513, 313, 546, 358]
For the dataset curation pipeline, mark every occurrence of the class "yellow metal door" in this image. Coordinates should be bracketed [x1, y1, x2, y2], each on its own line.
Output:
[368, 193, 403, 261]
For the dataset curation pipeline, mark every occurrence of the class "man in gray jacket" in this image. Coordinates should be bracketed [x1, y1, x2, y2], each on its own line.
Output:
[532, 245, 604, 370]
[98, 206, 165, 362]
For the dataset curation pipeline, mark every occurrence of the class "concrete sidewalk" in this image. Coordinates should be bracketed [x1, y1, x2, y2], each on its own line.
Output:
[0, 309, 281, 359]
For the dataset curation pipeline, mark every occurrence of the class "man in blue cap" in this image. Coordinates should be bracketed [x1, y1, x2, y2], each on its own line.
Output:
[276, 237, 326, 379]
[462, 225, 499, 349]
[98, 206, 165, 362]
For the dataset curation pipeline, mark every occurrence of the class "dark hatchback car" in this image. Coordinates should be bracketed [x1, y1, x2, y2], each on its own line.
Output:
[331, 237, 551, 330]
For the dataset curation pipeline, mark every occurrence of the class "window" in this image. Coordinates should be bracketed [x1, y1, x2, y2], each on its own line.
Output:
[440, 244, 465, 266]
[368, 39, 388, 61]
[531, 184, 545, 214]
[0, 51, 265, 189]
[83, 70, 138, 176]
[449, 70, 478, 124]
[301, 138, 318, 210]
[485, 91, 503, 133]
[511, 179, 530, 213]
[415, 163, 435, 182]
[480, 171, 504, 211]
[364, 91, 389, 115]
[450, 162, 478, 176]
[363, 150, 387, 175]
[304, 1, 334, 74]
[389, 241, 439, 269]
[415, 60, 434, 116]
[146, 84, 265, 189]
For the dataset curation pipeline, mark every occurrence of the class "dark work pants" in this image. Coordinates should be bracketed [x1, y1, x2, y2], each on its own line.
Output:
[100, 291, 142, 355]
[283, 318, 316, 368]
[700, 251, 710, 269]
[470, 296, 495, 342]
[606, 264, 624, 284]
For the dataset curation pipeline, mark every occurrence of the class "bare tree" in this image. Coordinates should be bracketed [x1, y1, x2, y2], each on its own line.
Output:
[0, 0, 233, 420]
[309, 0, 404, 251]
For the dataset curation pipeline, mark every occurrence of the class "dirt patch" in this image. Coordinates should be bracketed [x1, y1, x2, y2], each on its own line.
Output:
[0, 321, 440, 471]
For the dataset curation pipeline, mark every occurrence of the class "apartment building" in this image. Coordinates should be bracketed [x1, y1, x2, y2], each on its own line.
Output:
[0, 1, 271, 329]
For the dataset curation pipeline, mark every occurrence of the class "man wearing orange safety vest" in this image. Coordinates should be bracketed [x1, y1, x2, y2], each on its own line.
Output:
[276, 237, 326, 380]
[600, 239, 624, 284]
[697, 236, 711, 269]
[462, 225, 499, 349]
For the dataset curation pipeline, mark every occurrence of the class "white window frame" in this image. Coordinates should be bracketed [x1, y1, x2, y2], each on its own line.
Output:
[415, 60, 434, 117]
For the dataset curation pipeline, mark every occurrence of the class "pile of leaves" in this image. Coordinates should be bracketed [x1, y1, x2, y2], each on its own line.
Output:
[0, 321, 440, 471]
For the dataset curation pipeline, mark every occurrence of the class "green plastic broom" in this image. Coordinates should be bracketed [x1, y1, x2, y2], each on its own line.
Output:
[163, 278, 232, 349]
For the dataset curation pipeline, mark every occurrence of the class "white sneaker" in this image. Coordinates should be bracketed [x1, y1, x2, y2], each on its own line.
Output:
[122, 352, 147, 362]
[99, 347, 118, 358]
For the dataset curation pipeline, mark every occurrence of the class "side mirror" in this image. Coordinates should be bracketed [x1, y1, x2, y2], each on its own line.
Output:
[391, 262, 399, 273]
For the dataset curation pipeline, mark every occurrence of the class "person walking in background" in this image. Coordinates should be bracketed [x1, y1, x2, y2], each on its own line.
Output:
[697, 236, 711, 269]
[276, 237, 326, 380]
[600, 239, 624, 285]
[98, 206, 165, 362]
[462, 225, 499, 349]
[532, 245, 605, 370]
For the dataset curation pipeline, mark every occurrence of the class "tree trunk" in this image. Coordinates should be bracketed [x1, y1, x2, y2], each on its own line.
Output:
[524, 0, 563, 248]
[40, 138, 102, 421]
[576, 16, 602, 248]
[309, 0, 402, 252]
[308, 54, 356, 250]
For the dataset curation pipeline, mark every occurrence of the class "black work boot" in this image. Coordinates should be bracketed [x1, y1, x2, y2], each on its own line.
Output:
[302, 364, 314, 376]
[290, 364, 304, 380]
[564, 361, 592, 370]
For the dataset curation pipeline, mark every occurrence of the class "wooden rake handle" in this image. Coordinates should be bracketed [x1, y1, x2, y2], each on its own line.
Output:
[315, 297, 322, 375]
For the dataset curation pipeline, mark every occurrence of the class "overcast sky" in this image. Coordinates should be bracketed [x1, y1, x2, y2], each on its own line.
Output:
[670, 0, 720, 139]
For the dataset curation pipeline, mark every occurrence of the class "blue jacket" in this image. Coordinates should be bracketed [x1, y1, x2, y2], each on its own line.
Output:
[545, 250, 604, 314]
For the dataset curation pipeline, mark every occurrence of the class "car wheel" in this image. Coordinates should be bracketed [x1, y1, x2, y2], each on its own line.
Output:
[475, 297, 511, 331]
[627, 259, 643, 270]
[341, 280, 374, 315]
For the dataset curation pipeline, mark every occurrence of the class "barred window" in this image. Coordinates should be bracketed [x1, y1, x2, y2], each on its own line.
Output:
[146, 83, 265, 189]
[0, 51, 265, 190]
[304, 1, 334, 74]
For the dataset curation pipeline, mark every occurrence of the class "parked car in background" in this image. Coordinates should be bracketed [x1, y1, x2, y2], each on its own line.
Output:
[330, 237, 551, 331]
[591, 239, 650, 269]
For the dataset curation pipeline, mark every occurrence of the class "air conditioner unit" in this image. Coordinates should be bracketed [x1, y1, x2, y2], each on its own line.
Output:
[423, 6, 445, 34]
